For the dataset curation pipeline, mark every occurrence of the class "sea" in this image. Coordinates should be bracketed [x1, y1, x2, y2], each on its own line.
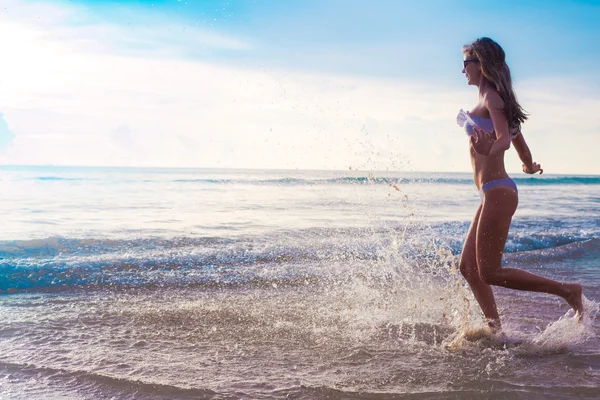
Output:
[0, 166, 598, 399]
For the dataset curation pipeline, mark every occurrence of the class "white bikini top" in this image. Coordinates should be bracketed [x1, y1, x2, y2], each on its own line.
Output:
[457, 109, 520, 139]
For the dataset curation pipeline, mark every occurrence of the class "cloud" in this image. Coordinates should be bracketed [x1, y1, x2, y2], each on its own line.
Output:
[507, 78, 600, 174]
[0, 1, 598, 174]
[0, 0, 252, 59]
[0, 31, 468, 170]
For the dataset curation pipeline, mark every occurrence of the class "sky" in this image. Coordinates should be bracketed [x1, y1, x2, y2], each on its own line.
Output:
[0, 0, 599, 173]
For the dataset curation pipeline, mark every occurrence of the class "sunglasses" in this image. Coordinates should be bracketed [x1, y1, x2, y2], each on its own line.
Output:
[463, 59, 479, 68]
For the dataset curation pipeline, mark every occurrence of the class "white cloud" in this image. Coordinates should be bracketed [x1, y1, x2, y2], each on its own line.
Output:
[508, 79, 600, 174]
[0, 1, 598, 174]
[0, 0, 252, 57]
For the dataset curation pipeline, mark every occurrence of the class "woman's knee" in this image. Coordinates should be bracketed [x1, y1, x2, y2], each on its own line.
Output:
[479, 269, 500, 285]
[459, 260, 478, 280]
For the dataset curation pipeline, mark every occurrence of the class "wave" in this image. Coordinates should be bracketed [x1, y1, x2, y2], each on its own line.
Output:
[172, 177, 405, 185]
[1, 232, 598, 294]
[269, 386, 600, 400]
[172, 175, 600, 186]
[35, 176, 92, 181]
[0, 361, 219, 400]
[4, 360, 599, 400]
[504, 237, 600, 264]
[2, 219, 595, 257]
[0, 236, 377, 293]
[11, 171, 600, 186]
[1, 228, 594, 260]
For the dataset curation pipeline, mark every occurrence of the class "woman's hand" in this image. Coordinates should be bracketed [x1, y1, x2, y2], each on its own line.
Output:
[523, 162, 543, 174]
[470, 127, 495, 156]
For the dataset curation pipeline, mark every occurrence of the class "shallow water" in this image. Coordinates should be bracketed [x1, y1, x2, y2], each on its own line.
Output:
[0, 167, 599, 399]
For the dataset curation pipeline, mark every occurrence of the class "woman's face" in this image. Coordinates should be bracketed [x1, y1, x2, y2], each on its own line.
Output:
[462, 54, 480, 86]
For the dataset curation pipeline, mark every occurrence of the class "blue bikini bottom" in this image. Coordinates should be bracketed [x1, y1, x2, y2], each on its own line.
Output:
[479, 177, 518, 201]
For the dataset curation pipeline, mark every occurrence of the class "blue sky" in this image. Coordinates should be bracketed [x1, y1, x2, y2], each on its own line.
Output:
[0, 0, 599, 172]
[66, 0, 600, 82]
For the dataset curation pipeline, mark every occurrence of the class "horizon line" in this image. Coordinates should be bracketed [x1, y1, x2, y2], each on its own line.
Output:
[0, 164, 597, 177]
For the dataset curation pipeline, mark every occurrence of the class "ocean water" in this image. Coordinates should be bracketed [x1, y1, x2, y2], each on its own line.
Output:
[0, 166, 599, 399]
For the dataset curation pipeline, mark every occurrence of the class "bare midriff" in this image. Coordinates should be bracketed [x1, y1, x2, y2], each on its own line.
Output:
[470, 143, 509, 191]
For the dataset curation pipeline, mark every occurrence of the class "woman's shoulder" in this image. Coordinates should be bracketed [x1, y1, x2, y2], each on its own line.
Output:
[482, 89, 504, 110]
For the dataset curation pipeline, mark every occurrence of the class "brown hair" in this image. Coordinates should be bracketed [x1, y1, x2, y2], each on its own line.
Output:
[463, 37, 528, 131]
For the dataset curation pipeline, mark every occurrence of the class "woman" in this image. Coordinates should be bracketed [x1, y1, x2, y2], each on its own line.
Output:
[457, 37, 582, 332]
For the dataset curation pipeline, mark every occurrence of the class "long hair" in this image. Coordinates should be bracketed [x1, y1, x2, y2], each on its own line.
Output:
[463, 37, 528, 131]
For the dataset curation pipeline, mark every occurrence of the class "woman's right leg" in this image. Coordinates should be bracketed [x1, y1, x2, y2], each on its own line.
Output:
[459, 204, 501, 331]
[476, 187, 583, 317]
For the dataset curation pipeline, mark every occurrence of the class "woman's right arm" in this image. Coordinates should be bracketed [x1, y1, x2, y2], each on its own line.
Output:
[512, 131, 543, 174]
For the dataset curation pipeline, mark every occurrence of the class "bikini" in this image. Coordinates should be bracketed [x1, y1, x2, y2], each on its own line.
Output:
[456, 109, 518, 200]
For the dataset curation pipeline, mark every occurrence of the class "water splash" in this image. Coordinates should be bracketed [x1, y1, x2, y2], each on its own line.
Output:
[531, 295, 599, 350]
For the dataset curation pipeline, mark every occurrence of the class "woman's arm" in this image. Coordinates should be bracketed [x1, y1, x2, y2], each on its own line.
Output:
[512, 132, 543, 174]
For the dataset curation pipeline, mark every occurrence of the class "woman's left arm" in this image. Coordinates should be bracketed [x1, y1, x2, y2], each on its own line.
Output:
[471, 91, 511, 156]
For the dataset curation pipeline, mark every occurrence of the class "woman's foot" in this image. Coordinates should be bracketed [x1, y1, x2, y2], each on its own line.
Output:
[564, 283, 583, 320]
[487, 318, 502, 334]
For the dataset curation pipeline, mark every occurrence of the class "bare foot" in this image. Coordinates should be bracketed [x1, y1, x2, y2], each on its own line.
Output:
[564, 283, 583, 320]
[487, 318, 502, 335]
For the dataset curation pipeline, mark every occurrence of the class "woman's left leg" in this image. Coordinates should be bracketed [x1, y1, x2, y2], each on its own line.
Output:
[460, 204, 501, 330]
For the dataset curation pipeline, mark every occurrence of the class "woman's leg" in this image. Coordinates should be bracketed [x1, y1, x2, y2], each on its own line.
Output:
[459, 203, 501, 330]
[476, 187, 583, 315]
